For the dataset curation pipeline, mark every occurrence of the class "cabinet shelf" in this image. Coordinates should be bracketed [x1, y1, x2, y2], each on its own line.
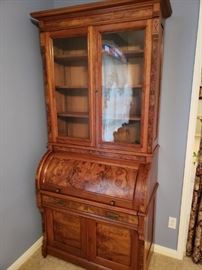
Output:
[55, 49, 143, 64]
[57, 112, 89, 119]
[55, 85, 88, 91]
[56, 85, 142, 93]
[124, 49, 144, 57]
[104, 115, 141, 121]
[103, 48, 144, 58]
[54, 53, 87, 64]
[103, 85, 142, 90]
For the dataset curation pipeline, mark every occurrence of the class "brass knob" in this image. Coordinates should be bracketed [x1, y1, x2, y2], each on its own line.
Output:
[55, 188, 60, 193]
[56, 200, 65, 206]
[109, 200, 115, 206]
[106, 211, 119, 220]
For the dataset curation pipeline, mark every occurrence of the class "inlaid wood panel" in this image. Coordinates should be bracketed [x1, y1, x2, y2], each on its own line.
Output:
[53, 211, 81, 248]
[46, 209, 86, 257]
[44, 157, 138, 200]
[96, 223, 131, 266]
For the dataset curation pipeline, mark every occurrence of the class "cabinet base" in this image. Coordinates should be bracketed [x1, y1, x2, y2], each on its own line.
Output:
[47, 246, 110, 270]
[43, 244, 153, 270]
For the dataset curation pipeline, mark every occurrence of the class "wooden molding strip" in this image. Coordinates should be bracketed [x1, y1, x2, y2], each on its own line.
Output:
[31, 0, 172, 21]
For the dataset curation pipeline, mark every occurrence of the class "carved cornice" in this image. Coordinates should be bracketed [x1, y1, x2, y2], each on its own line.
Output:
[160, 0, 172, 18]
[31, 0, 172, 22]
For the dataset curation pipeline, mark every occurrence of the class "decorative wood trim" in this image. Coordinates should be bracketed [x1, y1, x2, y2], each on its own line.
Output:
[152, 18, 160, 35]
[41, 190, 138, 216]
[141, 19, 152, 152]
[138, 239, 145, 270]
[40, 33, 52, 142]
[52, 145, 150, 163]
[40, 209, 47, 257]
[160, 0, 172, 18]
[148, 18, 161, 152]
[35, 150, 52, 191]
[31, 0, 172, 21]
[38, 6, 153, 32]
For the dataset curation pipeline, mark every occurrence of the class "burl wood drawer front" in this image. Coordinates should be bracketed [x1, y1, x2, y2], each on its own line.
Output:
[42, 195, 138, 226]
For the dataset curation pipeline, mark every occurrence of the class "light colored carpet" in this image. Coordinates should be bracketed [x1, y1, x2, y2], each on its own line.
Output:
[18, 249, 202, 270]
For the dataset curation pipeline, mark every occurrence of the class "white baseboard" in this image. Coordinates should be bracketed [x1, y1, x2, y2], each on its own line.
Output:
[6, 237, 183, 269]
[154, 244, 183, 260]
[7, 237, 42, 270]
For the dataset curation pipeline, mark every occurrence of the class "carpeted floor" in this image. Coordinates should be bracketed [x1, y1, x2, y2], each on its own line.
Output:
[18, 249, 202, 270]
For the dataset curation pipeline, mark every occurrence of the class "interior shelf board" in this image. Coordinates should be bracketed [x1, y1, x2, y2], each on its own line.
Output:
[54, 53, 87, 64]
[103, 48, 144, 58]
[104, 115, 141, 121]
[124, 49, 144, 57]
[129, 116, 141, 121]
[103, 85, 142, 90]
[57, 112, 89, 118]
[55, 85, 88, 91]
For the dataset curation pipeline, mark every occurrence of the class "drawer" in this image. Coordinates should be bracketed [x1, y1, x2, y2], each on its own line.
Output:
[42, 195, 138, 226]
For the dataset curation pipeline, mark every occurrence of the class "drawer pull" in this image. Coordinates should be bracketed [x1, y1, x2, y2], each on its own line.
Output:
[55, 188, 61, 193]
[106, 211, 120, 220]
[56, 200, 65, 206]
[109, 200, 115, 206]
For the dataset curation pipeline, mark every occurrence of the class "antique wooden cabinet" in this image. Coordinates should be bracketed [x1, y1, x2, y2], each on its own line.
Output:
[31, 1, 172, 269]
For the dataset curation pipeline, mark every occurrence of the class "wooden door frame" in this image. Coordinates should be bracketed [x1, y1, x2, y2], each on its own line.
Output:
[95, 20, 152, 153]
[177, 0, 202, 259]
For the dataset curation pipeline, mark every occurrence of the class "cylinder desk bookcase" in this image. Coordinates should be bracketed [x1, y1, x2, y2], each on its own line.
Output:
[31, 1, 172, 269]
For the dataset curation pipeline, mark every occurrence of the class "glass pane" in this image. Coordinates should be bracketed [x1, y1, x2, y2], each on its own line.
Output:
[53, 36, 89, 139]
[102, 30, 144, 144]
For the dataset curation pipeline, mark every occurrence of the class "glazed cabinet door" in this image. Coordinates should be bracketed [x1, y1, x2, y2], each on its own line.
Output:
[88, 220, 139, 270]
[96, 20, 152, 152]
[45, 208, 87, 258]
[41, 28, 95, 146]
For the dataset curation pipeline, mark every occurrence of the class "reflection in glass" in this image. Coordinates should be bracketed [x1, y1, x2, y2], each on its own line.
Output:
[102, 30, 144, 144]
